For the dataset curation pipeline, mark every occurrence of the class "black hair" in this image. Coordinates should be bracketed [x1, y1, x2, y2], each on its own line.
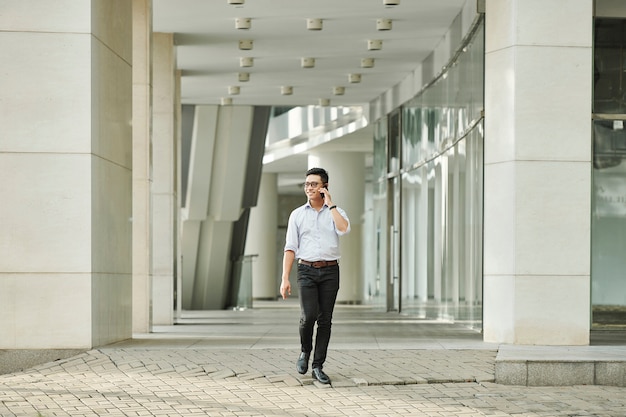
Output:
[306, 167, 329, 185]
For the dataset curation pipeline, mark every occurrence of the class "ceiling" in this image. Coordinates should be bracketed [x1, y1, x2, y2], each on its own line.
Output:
[153, 0, 467, 191]
[153, 0, 467, 108]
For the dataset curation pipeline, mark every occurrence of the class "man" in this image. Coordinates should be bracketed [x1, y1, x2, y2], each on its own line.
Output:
[280, 167, 350, 385]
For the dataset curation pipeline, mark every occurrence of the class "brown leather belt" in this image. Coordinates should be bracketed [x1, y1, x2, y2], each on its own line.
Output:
[299, 259, 338, 268]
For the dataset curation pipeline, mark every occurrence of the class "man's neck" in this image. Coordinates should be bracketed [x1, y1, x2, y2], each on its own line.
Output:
[309, 198, 324, 210]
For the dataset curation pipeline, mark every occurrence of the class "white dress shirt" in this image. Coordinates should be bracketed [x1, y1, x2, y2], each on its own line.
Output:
[284, 202, 350, 261]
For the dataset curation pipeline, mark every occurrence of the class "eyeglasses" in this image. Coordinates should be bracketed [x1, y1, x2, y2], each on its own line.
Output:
[304, 182, 320, 188]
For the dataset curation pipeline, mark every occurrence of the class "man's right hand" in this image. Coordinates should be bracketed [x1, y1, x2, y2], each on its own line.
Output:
[280, 280, 291, 299]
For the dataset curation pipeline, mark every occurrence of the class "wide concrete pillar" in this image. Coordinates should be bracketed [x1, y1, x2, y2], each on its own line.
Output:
[181, 105, 218, 309]
[181, 105, 255, 310]
[0, 0, 132, 348]
[483, 0, 593, 344]
[132, 0, 153, 333]
[192, 105, 255, 310]
[246, 173, 279, 300]
[152, 32, 177, 325]
[309, 152, 365, 304]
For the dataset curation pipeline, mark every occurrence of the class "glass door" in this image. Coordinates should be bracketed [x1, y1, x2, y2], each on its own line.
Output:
[386, 176, 401, 311]
[592, 18, 626, 327]
[386, 109, 402, 312]
[592, 118, 626, 327]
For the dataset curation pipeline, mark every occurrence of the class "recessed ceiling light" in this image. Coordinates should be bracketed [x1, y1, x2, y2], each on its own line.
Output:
[318, 98, 330, 106]
[361, 58, 375, 68]
[228, 0, 244, 4]
[383, 0, 399, 5]
[281, 86, 293, 95]
[239, 57, 254, 67]
[307, 18, 323, 30]
[333, 86, 345, 95]
[367, 39, 383, 50]
[301, 57, 315, 68]
[238, 39, 253, 50]
[349, 73, 361, 83]
[377, 18, 392, 31]
[221, 97, 233, 105]
[238, 72, 250, 82]
[235, 17, 251, 29]
[228, 86, 240, 95]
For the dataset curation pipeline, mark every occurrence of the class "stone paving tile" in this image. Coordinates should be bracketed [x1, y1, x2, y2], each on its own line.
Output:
[0, 348, 625, 416]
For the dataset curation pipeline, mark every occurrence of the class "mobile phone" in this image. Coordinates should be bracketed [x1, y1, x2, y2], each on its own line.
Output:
[320, 183, 328, 199]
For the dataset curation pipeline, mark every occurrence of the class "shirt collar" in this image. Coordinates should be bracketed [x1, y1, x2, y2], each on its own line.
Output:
[305, 201, 329, 209]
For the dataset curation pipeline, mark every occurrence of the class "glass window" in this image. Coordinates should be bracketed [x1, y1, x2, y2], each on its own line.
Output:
[592, 119, 626, 326]
[594, 19, 626, 114]
[402, 105, 423, 167]
[370, 18, 484, 327]
[592, 17, 626, 327]
[373, 118, 387, 181]
[388, 109, 402, 174]
[392, 21, 484, 327]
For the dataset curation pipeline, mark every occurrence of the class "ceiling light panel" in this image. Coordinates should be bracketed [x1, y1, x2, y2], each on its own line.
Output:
[235, 17, 251, 29]
[361, 58, 375, 68]
[301, 57, 315, 68]
[367, 39, 383, 50]
[239, 57, 254, 67]
[377, 18, 392, 30]
[238, 39, 253, 50]
[307, 18, 323, 30]
[349, 73, 362, 83]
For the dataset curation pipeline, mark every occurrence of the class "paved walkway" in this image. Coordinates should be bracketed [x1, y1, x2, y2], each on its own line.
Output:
[1, 301, 625, 416]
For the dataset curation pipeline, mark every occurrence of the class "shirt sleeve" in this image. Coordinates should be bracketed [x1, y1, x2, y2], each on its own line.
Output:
[335, 207, 351, 236]
[284, 209, 299, 253]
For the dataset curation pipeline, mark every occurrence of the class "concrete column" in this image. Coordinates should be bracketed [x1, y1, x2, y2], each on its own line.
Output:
[152, 33, 176, 325]
[174, 69, 183, 320]
[181, 105, 218, 309]
[0, 0, 132, 348]
[484, 0, 593, 344]
[246, 173, 279, 300]
[132, 0, 153, 333]
[192, 105, 255, 309]
[309, 152, 365, 304]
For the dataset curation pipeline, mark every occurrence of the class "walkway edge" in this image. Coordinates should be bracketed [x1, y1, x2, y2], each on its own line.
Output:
[495, 345, 626, 386]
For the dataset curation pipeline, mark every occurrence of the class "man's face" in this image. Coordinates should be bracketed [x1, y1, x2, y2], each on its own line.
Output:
[304, 174, 324, 199]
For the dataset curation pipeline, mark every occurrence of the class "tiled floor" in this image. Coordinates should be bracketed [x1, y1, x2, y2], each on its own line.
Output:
[1, 301, 625, 416]
[119, 299, 499, 351]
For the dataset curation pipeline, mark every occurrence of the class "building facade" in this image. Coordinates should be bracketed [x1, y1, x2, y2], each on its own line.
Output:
[1, 0, 625, 357]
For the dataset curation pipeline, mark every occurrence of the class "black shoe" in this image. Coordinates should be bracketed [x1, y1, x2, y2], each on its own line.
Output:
[311, 367, 330, 384]
[296, 352, 310, 374]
